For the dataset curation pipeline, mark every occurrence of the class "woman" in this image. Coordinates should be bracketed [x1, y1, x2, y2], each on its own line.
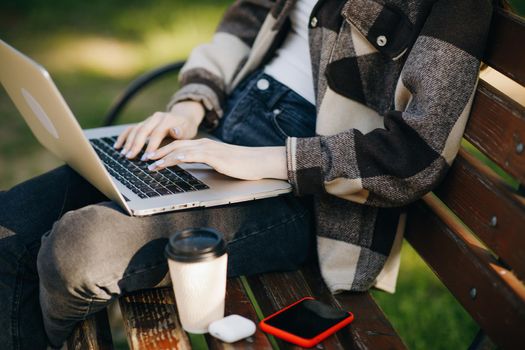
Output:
[0, 0, 493, 348]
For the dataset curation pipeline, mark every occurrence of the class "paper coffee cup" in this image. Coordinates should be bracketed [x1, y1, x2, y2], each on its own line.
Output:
[165, 227, 228, 333]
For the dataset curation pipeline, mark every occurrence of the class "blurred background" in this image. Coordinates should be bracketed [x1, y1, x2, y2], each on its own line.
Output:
[1, 1, 524, 349]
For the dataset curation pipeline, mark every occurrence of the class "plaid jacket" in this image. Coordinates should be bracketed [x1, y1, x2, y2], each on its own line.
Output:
[169, 0, 492, 293]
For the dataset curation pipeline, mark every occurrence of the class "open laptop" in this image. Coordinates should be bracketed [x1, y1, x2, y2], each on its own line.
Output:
[0, 40, 291, 216]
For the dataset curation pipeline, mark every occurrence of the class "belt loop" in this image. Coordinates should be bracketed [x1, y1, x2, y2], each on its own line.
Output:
[262, 75, 290, 109]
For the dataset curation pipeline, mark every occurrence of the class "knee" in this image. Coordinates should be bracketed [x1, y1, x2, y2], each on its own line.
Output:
[37, 204, 121, 296]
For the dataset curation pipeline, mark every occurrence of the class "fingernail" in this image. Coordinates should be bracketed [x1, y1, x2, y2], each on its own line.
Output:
[126, 151, 133, 158]
[176, 154, 185, 160]
[113, 142, 118, 148]
[173, 127, 180, 136]
[141, 152, 153, 161]
[146, 152, 155, 159]
[120, 149, 127, 155]
[148, 159, 164, 171]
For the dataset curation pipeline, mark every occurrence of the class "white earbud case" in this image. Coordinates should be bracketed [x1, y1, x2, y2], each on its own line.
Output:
[208, 314, 257, 343]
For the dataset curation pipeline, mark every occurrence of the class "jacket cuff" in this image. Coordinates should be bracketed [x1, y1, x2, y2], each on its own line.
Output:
[286, 136, 325, 196]
[167, 82, 225, 131]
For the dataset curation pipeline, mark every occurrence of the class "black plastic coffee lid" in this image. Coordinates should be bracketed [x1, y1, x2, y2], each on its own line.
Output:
[165, 227, 227, 263]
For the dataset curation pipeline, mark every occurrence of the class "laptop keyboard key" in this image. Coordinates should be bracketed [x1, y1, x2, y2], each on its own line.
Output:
[156, 188, 172, 195]
[177, 182, 193, 191]
[165, 185, 182, 193]
[90, 138, 208, 198]
[193, 183, 209, 190]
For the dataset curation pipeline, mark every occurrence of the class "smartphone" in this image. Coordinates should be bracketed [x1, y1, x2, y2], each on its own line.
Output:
[259, 297, 354, 348]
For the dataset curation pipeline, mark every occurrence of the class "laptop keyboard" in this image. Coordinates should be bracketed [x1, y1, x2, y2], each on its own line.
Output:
[90, 136, 209, 199]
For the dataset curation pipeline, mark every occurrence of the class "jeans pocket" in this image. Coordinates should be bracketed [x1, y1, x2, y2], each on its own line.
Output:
[271, 96, 317, 139]
[271, 110, 290, 139]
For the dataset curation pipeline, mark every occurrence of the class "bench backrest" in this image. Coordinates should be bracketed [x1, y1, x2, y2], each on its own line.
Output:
[69, 6, 524, 350]
[405, 7, 525, 350]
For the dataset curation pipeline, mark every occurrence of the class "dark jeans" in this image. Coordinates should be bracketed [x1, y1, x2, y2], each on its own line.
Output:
[0, 71, 317, 349]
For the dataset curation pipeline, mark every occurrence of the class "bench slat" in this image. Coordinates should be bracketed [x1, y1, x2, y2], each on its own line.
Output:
[465, 79, 525, 184]
[300, 264, 408, 350]
[119, 288, 191, 350]
[67, 310, 114, 350]
[405, 197, 525, 350]
[246, 270, 347, 350]
[247, 267, 407, 349]
[484, 7, 525, 86]
[434, 148, 525, 280]
[206, 278, 273, 350]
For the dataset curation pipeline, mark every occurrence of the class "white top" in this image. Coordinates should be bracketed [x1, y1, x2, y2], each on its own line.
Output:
[264, 0, 317, 105]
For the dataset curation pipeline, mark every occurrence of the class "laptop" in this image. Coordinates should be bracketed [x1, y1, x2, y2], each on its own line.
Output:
[0, 40, 291, 216]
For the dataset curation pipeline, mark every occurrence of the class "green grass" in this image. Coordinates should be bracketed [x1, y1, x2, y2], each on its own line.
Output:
[1, 1, 522, 349]
[371, 242, 479, 349]
[0, 0, 230, 189]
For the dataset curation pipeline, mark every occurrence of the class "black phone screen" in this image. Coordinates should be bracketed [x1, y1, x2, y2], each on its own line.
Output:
[264, 298, 351, 339]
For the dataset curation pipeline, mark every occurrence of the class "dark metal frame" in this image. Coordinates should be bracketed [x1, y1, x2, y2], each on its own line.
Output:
[102, 61, 186, 127]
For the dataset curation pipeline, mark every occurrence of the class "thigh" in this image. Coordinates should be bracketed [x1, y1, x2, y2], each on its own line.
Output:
[0, 165, 106, 246]
[226, 194, 316, 277]
[0, 166, 105, 350]
[42, 193, 314, 294]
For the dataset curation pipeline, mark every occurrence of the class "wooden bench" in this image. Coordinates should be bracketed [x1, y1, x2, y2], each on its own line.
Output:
[67, 6, 524, 350]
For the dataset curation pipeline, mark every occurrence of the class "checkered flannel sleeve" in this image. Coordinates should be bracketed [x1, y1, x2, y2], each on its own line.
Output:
[287, 0, 493, 207]
[168, 0, 275, 129]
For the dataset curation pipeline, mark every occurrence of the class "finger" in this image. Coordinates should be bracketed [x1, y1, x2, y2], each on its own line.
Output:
[122, 124, 142, 157]
[168, 126, 183, 140]
[143, 114, 180, 158]
[127, 118, 162, 160]
[143, 128, 173, 158]
[148, 139, 202, 161]
[148, 149, 203, 171]
[114, 126, 133, 149]
[148, 140, 212, 171]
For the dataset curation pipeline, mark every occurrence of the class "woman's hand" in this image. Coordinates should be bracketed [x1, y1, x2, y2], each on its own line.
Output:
[113, 101, 205, 160]
[146, 138, 288, 181]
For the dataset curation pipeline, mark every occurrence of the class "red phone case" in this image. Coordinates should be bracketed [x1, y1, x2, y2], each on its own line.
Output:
[259, 297, 354, 348]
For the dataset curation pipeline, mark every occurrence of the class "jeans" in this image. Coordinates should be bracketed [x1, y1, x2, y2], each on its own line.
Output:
[0, 71, 317, 349]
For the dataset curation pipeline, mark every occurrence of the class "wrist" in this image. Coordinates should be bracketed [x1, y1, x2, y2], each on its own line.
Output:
[261, 147, 288, 180]
[169, 100, 206, 126]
